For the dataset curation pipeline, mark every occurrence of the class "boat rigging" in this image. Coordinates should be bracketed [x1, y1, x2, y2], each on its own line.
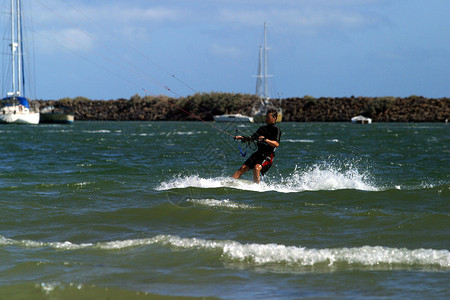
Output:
[0, 0, 40, 124]
[252, 22, 282, 123]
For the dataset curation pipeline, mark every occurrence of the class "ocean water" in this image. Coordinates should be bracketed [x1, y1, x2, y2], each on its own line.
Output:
[0, 121, 448, 299]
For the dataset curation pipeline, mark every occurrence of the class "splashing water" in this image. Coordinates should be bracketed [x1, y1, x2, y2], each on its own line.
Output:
[157, 163, 379, 193]
[274, 163, 378, 192]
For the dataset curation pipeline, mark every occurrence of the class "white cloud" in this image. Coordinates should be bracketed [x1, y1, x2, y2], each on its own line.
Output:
[29, 1, 189, 54]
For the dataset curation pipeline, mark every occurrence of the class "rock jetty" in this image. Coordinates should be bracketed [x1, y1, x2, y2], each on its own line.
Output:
[35, 93, 449, 122]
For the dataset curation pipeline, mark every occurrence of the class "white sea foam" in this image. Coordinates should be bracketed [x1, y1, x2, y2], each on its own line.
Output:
[72, 182, 91, 187]
[1, 235, 448, 269]
[82, 130, 111, 133]
[173, 131, 200, 135]
[187, 198, 260, 209]
[38, 282, 84, 294]
[157, 163, 378, 193]
[0, 235, 93, 249]
[284, 139, 315, 143]
[157, 175, 266, 192]
[134, 133, 156, 137]
[160, 131, 207, 136]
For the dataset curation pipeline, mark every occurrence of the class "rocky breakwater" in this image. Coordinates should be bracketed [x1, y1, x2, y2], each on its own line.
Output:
[282, 96, 449, 122]
[35, 94, 449, 122]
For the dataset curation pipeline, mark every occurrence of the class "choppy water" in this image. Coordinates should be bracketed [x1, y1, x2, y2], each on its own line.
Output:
[0, 121, 448, 299]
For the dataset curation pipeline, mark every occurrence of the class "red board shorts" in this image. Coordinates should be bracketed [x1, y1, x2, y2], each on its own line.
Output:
[244, 152, 274, 176]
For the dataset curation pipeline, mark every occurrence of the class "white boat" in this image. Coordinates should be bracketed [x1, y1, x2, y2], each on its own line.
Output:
[40, 106, 75, 124]
[0, 0, 39, 125]
[351, 115, 372, 124]
[213, 113, 254, 123]
[252, 22, 282, 123]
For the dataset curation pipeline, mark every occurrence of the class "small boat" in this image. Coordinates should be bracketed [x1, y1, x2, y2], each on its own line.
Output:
[0, 0, 39, 125]
[213, 113, 254, 123]
[40, 106, 75, 124]
[351, 115, 372, 124]
[252, 22, 282, 123]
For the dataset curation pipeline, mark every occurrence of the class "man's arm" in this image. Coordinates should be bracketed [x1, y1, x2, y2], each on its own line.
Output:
[258, 127, 281, 148]
[258, 136, 279, 148]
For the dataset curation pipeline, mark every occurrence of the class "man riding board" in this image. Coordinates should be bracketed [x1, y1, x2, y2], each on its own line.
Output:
[232, 109, 281, 183]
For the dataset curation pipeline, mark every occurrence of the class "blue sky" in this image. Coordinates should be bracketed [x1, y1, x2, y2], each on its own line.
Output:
[3, 0, 450, 100]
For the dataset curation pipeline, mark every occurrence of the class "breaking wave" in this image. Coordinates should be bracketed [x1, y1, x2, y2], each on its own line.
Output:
[1, 235, 448, 270]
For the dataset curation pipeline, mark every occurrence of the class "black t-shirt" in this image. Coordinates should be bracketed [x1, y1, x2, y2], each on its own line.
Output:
[251, 123, 282, 155]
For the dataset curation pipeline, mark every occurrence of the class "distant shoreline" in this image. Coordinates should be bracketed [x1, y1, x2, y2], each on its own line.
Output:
[35, 93, 449, 122]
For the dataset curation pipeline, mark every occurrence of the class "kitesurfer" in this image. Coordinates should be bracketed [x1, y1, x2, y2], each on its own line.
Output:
[232, 109, 281, 183]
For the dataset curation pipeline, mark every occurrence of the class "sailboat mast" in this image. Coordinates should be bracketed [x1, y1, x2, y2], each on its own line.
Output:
[17, 0, 22, 97]
[252, 22, 281, 122]
[256, 45, 262, 96]
[254, 22, 272, 105]
[9, 0, 23, 98]
[10, 0, 16, 97]
[263, 22, 268, 100]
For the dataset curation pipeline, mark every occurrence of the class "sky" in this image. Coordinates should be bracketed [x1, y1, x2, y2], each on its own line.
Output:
[1, 0, 449, 100]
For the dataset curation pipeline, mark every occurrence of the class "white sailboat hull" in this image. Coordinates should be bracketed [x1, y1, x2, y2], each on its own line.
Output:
[0, 111, 40, 124]
[214, 114, 254, 122]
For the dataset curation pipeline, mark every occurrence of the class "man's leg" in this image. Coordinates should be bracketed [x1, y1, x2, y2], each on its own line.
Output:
[232, 165, 250, 179]
[253, 164, 262, 183]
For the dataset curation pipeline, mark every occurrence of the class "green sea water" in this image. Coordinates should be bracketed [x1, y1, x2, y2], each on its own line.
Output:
[0, 121, 448, 299]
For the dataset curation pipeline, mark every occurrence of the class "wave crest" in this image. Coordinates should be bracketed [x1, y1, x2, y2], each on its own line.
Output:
[1, 235, 448, 269]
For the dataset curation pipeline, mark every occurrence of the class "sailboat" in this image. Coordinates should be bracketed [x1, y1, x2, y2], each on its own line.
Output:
[252, 22, 282, 123]
[0, 0, 39, 124]
[213, 113, 253, 122]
